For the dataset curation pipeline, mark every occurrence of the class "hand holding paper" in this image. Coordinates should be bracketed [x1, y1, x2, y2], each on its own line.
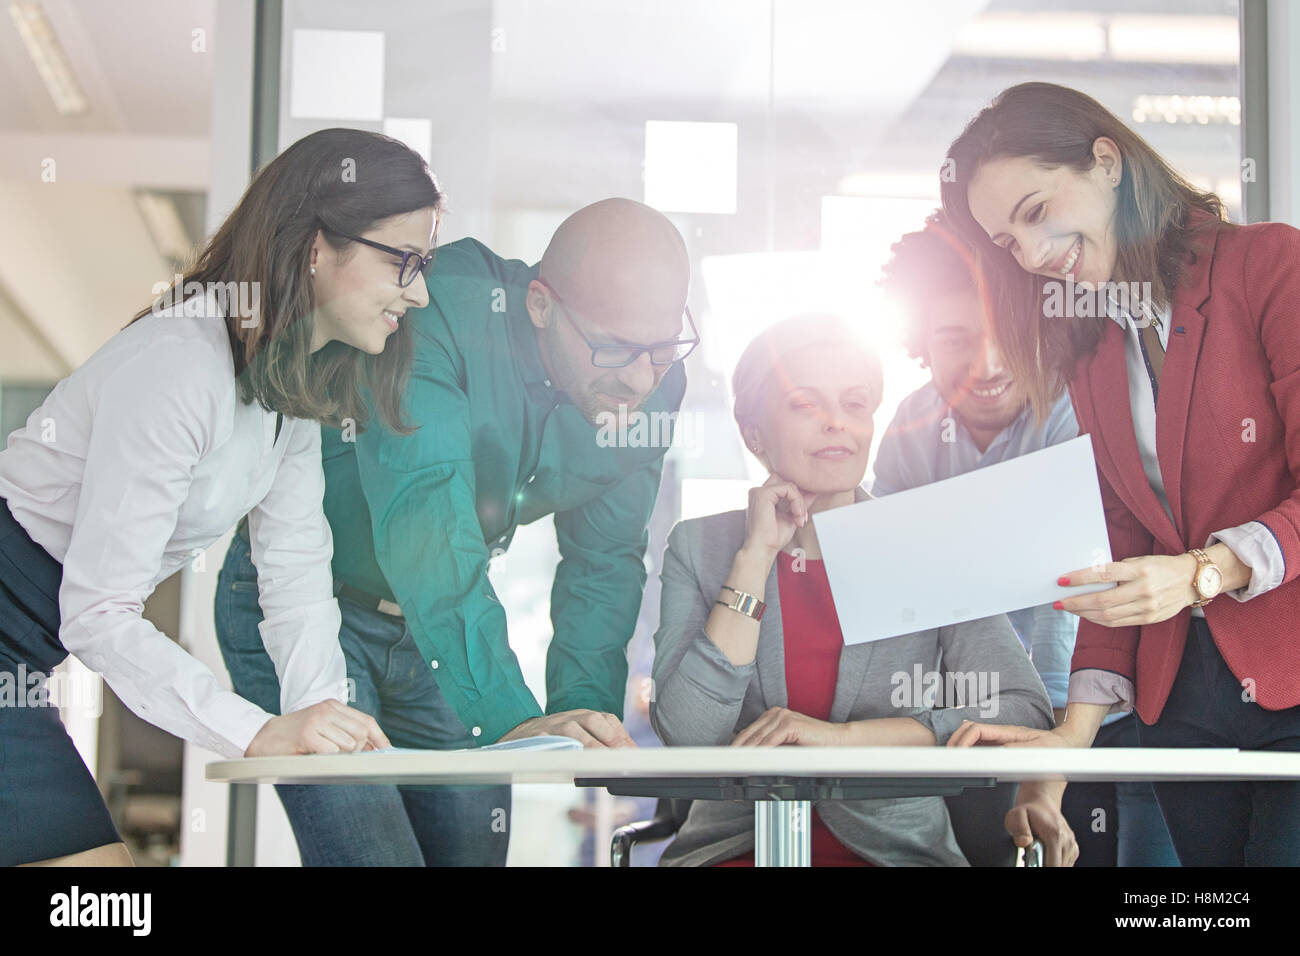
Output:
[814, 436, 1115, 644]
[1052, 552, 1204, 627]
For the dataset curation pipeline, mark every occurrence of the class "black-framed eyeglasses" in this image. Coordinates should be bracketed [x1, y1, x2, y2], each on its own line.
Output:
[536, 278, 700, 368]
[325, 230, 435, 287]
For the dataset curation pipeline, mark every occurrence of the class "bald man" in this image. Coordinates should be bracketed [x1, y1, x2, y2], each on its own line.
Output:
[213, 199, 693, 865]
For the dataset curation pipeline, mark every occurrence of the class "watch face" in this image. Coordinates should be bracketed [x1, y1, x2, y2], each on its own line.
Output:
[1198, 565, 1223, 597]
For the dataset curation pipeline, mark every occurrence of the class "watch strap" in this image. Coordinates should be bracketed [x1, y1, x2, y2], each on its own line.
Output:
[717, 584, 766, 621]
[1188, 547, 1216, 607]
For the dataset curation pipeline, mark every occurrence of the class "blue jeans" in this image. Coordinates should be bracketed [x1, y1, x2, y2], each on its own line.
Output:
[1061, 714, 1180, 866]
[215, 532, 510, 866]
[1134, 616, 1300, 866]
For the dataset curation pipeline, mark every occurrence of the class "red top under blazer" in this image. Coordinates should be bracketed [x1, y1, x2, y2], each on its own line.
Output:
[1067, 211, 1300, 724]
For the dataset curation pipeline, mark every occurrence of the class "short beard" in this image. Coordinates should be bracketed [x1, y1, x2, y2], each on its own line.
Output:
[578, 390, 647, 429]
[573, 391, 606, 428]
[542, 322, 605, 428]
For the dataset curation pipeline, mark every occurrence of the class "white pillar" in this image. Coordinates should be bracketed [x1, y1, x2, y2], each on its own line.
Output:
[178, 0, 258, 868]
[1267, 0, 1300, 226]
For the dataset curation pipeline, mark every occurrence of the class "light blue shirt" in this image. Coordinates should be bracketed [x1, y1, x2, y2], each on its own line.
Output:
[870, 382, 1079, 711]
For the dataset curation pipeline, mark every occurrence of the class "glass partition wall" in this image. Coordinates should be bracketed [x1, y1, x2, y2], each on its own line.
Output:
[269, 0, 1243, 865]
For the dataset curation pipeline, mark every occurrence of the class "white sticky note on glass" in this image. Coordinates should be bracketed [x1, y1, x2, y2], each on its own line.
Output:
[644, 120, 738, 214]
[815, 436, 1114, 645]
[290, 29, 385, 121]
[383, 117, 433, 165]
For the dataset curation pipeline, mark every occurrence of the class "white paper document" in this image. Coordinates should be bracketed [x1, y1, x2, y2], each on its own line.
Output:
[815, 436, 1115, 645]
[366, 736, 583, 755]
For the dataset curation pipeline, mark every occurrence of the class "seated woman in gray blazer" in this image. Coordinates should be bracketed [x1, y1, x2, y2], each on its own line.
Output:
[649, 313, 1053, 866]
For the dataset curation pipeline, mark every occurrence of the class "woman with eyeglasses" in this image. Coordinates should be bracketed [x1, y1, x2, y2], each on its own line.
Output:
[940, 82, 1300, 866]
[0, 127, 441, 866]
[215, 197, 695, 867]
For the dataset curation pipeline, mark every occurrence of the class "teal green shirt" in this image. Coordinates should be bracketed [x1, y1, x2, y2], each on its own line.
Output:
[321, 237, 687, 743]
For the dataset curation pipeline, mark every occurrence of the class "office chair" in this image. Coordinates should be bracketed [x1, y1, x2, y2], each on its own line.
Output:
[610, 798, 692, 867]
[611, 786, 1044, 867]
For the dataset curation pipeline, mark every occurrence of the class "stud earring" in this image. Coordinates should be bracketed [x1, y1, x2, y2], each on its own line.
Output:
[310, 265, 316, 276]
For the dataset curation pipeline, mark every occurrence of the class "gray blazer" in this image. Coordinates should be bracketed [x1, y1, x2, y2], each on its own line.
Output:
[649, 487, 1053, 867]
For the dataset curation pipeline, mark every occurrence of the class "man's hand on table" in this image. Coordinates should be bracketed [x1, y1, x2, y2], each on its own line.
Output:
[947, 720, 1080, 866]
[500, 709, 638, 748]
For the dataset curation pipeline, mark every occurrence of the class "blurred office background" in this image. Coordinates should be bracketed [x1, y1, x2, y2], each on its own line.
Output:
[1, 0, 1291, 865]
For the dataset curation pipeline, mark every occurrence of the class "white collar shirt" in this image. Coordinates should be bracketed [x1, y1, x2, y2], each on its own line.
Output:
[0, 290, 345, 757]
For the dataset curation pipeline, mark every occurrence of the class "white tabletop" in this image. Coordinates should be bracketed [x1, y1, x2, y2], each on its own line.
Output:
[205, 746, 1300, 788]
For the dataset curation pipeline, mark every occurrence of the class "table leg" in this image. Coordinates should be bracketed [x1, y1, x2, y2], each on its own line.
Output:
[754, 799, 810, 866]
[225, 783, 258, 867]
[594, 788, 616, 867]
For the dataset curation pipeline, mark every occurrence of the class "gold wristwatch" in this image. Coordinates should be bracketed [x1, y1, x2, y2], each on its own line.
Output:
[717, 584, 766, 621]
[1189, 547, 1223, 607]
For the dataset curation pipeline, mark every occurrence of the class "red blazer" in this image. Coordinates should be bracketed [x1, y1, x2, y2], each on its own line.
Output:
[1067, 213, 1300, 723]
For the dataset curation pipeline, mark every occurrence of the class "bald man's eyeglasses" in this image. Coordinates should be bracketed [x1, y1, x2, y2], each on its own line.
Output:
[537, 279, 699, 368]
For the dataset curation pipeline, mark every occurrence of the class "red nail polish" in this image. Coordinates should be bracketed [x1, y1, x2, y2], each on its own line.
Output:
[1057, 576, 1070, 586]
[1053, 601, 1064, 610]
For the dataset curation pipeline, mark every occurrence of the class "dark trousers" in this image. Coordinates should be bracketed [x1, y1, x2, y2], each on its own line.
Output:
[1134, 616, 1300, 865]
[1061, 714, 1179, 866]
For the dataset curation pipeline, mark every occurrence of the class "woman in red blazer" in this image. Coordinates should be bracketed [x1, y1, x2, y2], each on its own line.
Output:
[937, 81, 1300, 866]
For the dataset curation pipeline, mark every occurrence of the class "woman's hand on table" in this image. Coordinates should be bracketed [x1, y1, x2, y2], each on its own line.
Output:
[245, 700, 391, 756]
[946, 720, 1087, 749]
[730, 706, 845, 747]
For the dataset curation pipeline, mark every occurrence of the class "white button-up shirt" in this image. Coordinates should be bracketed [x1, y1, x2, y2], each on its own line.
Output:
[0, 291, 346, 758]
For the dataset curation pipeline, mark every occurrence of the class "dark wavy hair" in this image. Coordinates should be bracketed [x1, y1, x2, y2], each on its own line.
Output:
[133, 127, 444, 433]
[878, 209, 980, 367]
[939, 82, 1230, 423]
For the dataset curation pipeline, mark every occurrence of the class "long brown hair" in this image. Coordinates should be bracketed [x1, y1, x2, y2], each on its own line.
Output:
[134, 127, 443, 433]
[939, 82, 1230, 423]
